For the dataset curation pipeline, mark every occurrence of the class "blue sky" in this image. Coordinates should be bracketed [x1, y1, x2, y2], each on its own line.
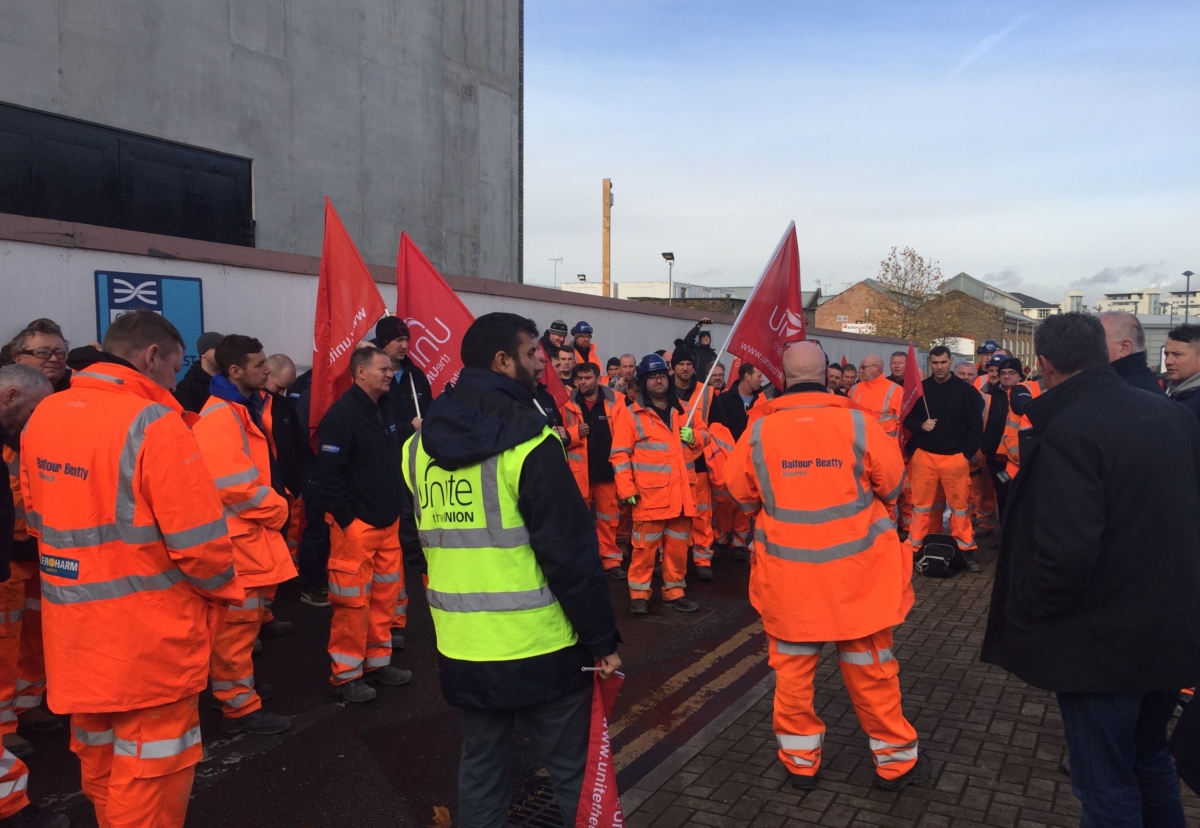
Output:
[522, 1, 1199, 305]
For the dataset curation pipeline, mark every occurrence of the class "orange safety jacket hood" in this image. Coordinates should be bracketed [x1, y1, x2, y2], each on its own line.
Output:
[725, 391, 912, 642]
[20, 361, 243, 713]
[194, 391, 296, 589]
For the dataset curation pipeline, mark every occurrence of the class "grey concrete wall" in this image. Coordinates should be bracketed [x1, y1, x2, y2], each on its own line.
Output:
[0, 0, 521, 279]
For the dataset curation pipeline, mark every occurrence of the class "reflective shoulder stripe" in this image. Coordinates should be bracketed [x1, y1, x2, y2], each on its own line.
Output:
[72, 371, 124, 385]
[427, 585, 557, 613]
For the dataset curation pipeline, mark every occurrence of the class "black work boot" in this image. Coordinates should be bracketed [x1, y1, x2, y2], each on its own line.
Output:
[874, 752, 931, 791]
[337, 679, 377, 703]
[0, 804, 70, 827]
[221, 708, 292, 735]
[365, 665, 413, 686]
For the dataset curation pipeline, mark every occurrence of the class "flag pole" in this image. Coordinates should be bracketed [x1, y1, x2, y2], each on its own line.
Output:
[684, 221, 795, 429]
[408, 370, 421, 416]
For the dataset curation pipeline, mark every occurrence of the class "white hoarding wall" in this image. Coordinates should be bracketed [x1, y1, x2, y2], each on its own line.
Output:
[1, 238, 910, 381]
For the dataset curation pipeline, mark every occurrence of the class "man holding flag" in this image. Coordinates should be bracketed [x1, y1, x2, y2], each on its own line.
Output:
[901, 345, 985, 571]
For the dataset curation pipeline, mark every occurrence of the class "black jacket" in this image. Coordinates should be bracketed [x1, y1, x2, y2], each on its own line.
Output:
[981, 366, 1200, 692]
[407, 367, 620, 709]
[1168, 374, 1200, 424]
[317, 384, 402, 529]
[711, 385, 760, 442]
[1111, 352, 1164, 395]
[535, 383, 563, 428]
[268, 390, 307, 497]
[384, 357, 433, 448]
[902, 375, 983, 460]
[682, 325, 718, 378]
[174, 361, 215, 414]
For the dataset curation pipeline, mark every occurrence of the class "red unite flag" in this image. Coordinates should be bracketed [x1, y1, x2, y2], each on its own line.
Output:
[722, 222, 804, 390]
[396, 232, 475, 397]
[898, 343, 925, 450]
[310, 198, 387, 449]
[575, 672, 625, 828]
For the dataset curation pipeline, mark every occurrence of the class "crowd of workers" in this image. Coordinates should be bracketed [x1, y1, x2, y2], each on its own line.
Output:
[1, 305, 1199, 827]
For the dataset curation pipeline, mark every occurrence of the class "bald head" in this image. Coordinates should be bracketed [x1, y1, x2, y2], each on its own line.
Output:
[782, 342, 828, 387]
[859, 354, 884, 381]
[265, 354, 297, 393]
[1098, 312, 1145, 362]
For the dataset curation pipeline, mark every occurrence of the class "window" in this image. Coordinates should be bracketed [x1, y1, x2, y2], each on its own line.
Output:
[0, 103, 254, 247]
[837, 315, 848, 322]
[1038, 309, 1052, 319]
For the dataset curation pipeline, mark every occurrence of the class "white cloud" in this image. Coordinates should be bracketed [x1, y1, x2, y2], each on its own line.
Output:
[949, 14, 1034, 77]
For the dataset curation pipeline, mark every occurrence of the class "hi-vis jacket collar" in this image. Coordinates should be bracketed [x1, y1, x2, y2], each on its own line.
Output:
[70, 363, 185, 414]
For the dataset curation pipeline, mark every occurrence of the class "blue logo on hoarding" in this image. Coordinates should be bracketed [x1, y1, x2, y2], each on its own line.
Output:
[94, 271, 204, 383]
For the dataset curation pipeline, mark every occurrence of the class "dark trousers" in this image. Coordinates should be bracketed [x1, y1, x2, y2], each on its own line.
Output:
[456, 686, 591, 828]
[299, 477, 330, 589]
[1057, 690, 1186, 828]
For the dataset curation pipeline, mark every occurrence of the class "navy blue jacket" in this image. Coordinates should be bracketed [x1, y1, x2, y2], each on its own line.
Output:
[317, 384, 402, 530]
[1111, 352, 1165, 396]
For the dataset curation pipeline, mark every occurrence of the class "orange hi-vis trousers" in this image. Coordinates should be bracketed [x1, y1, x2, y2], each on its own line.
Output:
[391, 572, 409, 632]
[714, 488, 752, 549]
[0, 746, 30, 819]
[969, 457, 997, 533]
[71, 694, 202, 828]
[327, 518, 401, 685]
[590, 482, 623, 571]
[897, 468, 914, 532]
[690, 471, 714, 567]
[0, 562, 46, 733]
[628, 516, 691, 602]
[908, 449, 976, 552]
[768, 630, 919, 781]
[210, 586, 269, 719]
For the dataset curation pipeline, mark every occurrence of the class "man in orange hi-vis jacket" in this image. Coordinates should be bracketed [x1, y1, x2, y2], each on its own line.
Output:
[725, 342, 929, 793]
[193, 335, 296, 735]
[610, 354, 700, 615]
[20, 311, 243, 828]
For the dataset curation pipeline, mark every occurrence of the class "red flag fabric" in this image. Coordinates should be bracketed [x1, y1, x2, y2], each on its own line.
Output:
[576, 672, 624, 828]
[723, 222, 804, 390]
[310, 198, 387, 449]
[539, 343, 570, 408]
[841, 354, 848, 367]
[396, 232, 474, 396]
[898, 344, 925, 450]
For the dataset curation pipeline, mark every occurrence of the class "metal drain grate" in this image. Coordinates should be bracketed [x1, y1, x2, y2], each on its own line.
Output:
[507, 783, 563, 828]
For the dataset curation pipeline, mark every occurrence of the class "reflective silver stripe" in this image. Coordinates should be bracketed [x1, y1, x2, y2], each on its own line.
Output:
[231, 596, 262, 611]
[777, 733, 824, 751]
[22, 598, 39, 612]
[662, 579, 686, 589]
[882, 473, 906, 504]
[139, 727, 202, 760]
[6, 610, 22, 624]
[331, 653, 362, 668]
[878, 648, 895, 663]
[0, 710, 15, 723]
[335, 667, 363, 680]
[637, 441, 671, 452]
[694, 502, 709, 512]
[214, 468, 259, 489]
[164, 518, 226, 551]
[879, 384, 900, 423]
[185, 564, 235, 592]
[776, 641, 822, 656]
[364, 656, 391, 668]
[397, 588, 408, 601]
[0, 775, 28, 798]
[790, 755, 816, 767]
[417, 453, 532, 550]
[755, 516, 894, 565]
[632, 413, 648, 441]
[567, 452, 584, 463]
[4, 451, 19, 478]
[632, 530, 662, 542]
[912, 505, 932, 514]
[202, 402, 250, 456]
[628, 580, 651, 591]
[632, 462, 672, 474]
[837, 649, 876, 665]
[14, 696, 41, 709]
[876, 747, 919, 765]
[35, 520, 160, 550]
[73, 371, 124, 385]
[612, 461, 631, 473]
[737, 501, 757, 513]
[227, 486, 271, 514]
[328, 583, 361, 597]
[74, 726, 114, 746]
[224, 690, 256, 710]
[43, 569, 185, 605]
[372, 571, 400, 583]
[15, 679, 43, 692]
[0, 749, 17, 776]
[951, 507, 970, 517]
[664, 528, 690, 540]
[117, 403, 172, 532]
[212, 676, 255, 691]
[427, 585, 557, 613]
[595, 512, 615, 521]
[749, 411, 872, 525]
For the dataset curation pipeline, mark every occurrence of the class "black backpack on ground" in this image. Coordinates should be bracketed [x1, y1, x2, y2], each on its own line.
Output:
[915, 533, 964, 578]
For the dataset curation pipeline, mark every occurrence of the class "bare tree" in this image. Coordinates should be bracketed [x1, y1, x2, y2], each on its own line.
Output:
[873, 246, 961, 346]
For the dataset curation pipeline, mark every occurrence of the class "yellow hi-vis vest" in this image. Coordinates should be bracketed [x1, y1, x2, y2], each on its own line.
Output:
[401, 427, 578, 662]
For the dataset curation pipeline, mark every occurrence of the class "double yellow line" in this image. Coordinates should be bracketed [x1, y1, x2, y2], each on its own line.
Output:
[611, 620, 767, 771]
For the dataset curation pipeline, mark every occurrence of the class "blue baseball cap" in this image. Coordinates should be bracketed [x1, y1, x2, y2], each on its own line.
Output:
[637, 353, 670, 378]
[978, 339, 1000, 354]
[572, 321, 593, 336]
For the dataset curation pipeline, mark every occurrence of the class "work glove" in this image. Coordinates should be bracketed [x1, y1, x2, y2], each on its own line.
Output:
[623, 495, 638, 505]
[679, 426, 695, 446]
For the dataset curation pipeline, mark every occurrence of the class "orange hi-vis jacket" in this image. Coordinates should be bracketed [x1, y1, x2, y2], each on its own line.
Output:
[194, 393, 296, 589]
[674, 382, 714, 480]
[3, 444, 27, 542]
[725, 391, 912, 643]
[848, 375, 904, 438]
[19, 362, 243, 713]
[704, 422, 736, 489]
[573, 343, 603, 371]
[560, 385, 619, 500]
[1000, 379, 1045, 474]
[610, 394, 696, 522]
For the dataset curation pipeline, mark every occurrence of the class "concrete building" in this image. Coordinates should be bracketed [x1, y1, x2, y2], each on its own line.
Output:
[1095, 288, 1162, 316]
[1164, 290, 1200, 321]
[0, 0, 522, 280]
[614, 281, 734, 300]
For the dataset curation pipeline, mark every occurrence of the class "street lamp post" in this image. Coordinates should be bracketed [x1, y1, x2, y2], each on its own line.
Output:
[1185, 271, 1194, 325]
[662, 252, 675, 307]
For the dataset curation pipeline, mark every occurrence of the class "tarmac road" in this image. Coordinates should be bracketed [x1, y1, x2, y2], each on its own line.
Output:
[24, 547, 768, 827]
